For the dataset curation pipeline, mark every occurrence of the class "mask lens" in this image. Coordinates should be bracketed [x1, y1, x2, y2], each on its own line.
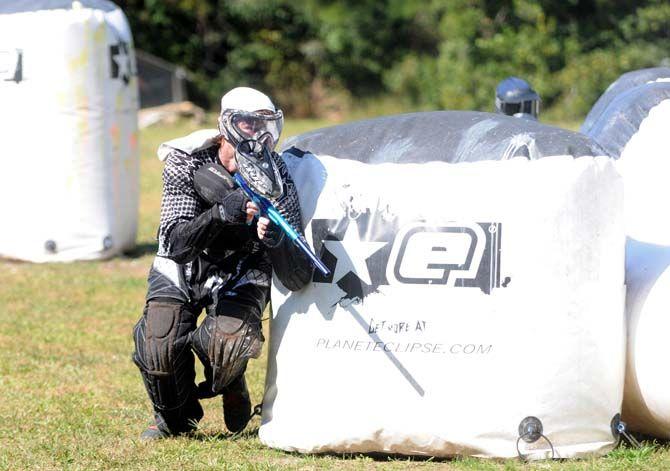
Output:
[523, 100, 540, 115]
[231, 111, 283, 148]
[502, 102, 521, 115]
[233, 115, 262, 137]
[518, 100, 540, 117]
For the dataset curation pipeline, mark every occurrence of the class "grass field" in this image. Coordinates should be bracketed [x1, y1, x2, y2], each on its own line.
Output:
[0, 115, 665, 470]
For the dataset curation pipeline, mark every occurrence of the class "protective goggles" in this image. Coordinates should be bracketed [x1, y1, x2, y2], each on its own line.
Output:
[219, 109, 284, 149]
[496, 98, 540, 118]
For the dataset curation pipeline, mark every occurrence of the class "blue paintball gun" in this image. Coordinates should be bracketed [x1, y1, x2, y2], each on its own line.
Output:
[234, 139, 330, 277]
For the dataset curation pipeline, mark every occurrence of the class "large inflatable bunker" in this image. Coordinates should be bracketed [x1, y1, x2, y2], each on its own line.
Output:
[584, 69, 670, 438]
[259, 111, 626, 459]
[581, 67, 670, 138]
[0, 0, 139, 262]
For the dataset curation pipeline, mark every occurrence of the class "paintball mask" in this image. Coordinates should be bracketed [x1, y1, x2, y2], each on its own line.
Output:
[495, 76, 541, 120]
[235, 138, 283, 200]
[219, 109, 284, 150]
[234, 138, 332, 277]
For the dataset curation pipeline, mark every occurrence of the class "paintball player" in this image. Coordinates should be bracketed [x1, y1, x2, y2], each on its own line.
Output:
[132, 87, 313, 439]
[495, 76, 541, 120]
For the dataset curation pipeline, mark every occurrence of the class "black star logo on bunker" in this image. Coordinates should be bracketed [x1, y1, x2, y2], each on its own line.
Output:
[110, 41, 132, 85]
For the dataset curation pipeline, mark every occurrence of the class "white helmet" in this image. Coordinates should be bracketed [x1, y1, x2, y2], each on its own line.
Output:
[218, 87, 284, 149]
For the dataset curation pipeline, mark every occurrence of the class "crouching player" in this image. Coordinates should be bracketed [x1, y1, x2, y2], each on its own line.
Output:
[132, 87, 312, 439]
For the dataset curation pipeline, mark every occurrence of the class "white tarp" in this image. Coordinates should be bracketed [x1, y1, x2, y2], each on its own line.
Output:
[615, 98, 670, 246]
[259, 144, 625, 458]
[622, 240, 670, 437]
[584, 71, 670, 437]
[0, 0, 139, 262]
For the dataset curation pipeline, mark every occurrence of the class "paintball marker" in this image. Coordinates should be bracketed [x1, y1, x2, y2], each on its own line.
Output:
[234, 139, 330, 277]
[194, 139, 330, 277]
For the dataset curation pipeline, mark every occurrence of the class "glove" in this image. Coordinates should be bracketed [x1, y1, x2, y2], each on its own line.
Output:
[260, 219, 285, 248]
[217, 188, 249, 224]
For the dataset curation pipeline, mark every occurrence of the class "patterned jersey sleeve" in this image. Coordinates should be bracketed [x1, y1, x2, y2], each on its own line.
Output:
[270, 151, 304, 230]
[266, 152, 314, 291]
[157, 150, 204, 256]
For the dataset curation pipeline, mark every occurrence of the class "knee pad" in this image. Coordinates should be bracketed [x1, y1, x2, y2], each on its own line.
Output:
[133, 301, 197, 412]
[191, 315, 263, 394]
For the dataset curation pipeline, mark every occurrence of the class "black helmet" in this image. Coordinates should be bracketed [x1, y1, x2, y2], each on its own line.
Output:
[495, 77, 540, 120]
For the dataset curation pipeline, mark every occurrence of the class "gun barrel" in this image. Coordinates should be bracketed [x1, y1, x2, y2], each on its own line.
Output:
[267, 207, 331, 277]
[294, 236, 331, 277]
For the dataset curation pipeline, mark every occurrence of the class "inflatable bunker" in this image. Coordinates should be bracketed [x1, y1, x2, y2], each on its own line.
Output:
[259, 111, 626, 459]
[581, 67, 670, 138]
[584, 69, 670, 438]
[0, 0, 139, 262]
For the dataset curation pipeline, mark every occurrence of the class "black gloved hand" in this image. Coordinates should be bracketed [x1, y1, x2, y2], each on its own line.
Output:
[217, 188, 249, 224]
[260, 219, 284, 248]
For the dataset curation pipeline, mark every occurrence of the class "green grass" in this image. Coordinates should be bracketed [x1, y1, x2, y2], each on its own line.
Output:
[0, 114, 653, 470]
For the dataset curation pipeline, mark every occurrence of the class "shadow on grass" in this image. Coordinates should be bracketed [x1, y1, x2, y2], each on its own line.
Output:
[190, 426, 465, 464]
[191, 426, 260, 442]
[304, 435, 670, 465]
[312, 451, 457, 464]
[123, 242, 158, 259]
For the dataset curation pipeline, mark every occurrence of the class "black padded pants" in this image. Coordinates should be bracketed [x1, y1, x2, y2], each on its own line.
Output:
[132, 299, 203, 434]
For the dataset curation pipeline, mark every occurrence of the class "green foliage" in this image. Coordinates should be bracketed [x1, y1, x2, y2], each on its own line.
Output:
[117, 0, 670, 120]
[384, 0, 669, 120]
[117, 0, 319, 114]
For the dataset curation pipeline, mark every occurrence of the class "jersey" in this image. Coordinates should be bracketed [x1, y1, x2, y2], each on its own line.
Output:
[146, 138, 312, 314]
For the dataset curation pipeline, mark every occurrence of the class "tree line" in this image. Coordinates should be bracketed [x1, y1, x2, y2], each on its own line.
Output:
[116, 0, 670, 120]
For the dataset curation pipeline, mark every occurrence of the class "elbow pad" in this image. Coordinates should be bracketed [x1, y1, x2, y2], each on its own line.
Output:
[193, 164, 249, 224]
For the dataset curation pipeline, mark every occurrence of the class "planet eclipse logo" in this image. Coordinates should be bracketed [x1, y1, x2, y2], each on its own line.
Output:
[310, 214, 504, 301]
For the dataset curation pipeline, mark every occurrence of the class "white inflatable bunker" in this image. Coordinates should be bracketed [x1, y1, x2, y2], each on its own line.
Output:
[260, 112, 626, 459]
[0, 0, 139, 262]
[584, 69, 670, 437]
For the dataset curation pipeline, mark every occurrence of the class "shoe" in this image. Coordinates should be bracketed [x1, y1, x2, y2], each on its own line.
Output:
[140, 424, 171, 440]
[140, 397, 203, 440]
[222, 375, 252, 433]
